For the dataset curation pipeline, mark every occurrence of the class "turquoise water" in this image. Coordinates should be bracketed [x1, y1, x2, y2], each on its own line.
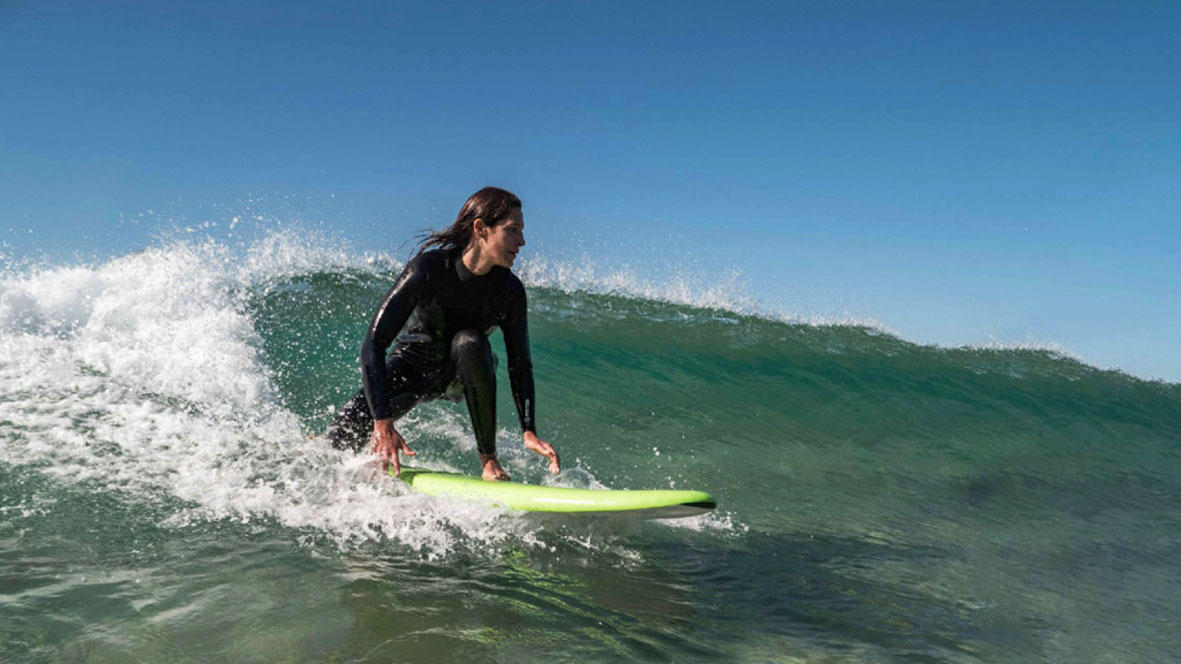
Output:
[1, 234, 1178, 662]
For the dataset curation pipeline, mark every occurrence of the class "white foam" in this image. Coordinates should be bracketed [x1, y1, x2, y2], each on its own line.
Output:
[959, 336, 1074, 358]
[517, 255, 757, 315]
[239, 228, 401, 285]
[515, 254, 885, 331]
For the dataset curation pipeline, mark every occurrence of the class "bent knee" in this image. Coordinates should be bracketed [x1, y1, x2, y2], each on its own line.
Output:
[451, 329, 490, 356]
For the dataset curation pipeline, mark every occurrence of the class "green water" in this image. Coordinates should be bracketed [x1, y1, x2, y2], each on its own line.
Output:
[2, 247, 1178, 662]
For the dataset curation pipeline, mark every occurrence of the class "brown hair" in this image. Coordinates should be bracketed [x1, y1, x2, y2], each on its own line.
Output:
[418, 187, 522, 254]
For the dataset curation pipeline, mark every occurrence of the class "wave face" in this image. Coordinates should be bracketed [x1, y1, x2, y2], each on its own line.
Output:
[2, 232, 1178, 663]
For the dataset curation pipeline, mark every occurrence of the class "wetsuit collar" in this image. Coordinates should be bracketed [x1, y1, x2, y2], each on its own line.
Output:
[454, 250, 492, 284]
[455, 246, 484, 280]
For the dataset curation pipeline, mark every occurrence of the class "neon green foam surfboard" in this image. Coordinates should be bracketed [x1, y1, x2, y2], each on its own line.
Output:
[390, 467, 716, 519]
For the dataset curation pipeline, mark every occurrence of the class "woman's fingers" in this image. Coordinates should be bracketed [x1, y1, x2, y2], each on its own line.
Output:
[392, 437, 415, 475]
[372, 426, 415, 475]
[371, 436, 389, 473]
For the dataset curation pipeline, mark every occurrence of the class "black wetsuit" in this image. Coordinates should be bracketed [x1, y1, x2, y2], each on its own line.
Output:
[327, 249, 535, 454]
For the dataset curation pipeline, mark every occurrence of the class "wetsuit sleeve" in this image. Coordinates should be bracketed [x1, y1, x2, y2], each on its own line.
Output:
[502, 278, 536, 433]
[361, 257, 429, 420]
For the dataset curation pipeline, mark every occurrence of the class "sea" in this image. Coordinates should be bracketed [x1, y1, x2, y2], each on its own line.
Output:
[1, 230, 1178, 663]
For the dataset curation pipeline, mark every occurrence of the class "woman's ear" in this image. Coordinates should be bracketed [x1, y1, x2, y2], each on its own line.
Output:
[472, 217, 486, 239]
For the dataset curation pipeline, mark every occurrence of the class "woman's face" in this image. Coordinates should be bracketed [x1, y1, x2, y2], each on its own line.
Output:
[480, 209, 526, 269]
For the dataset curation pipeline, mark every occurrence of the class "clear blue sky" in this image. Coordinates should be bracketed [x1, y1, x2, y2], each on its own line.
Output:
[2, 1, 1178, 381]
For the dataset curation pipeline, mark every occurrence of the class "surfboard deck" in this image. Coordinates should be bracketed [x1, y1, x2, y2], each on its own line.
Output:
[390, 467, 716, 519]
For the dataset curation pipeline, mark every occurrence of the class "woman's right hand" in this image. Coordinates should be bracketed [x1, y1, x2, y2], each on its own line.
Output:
[371, 418, 415, 475]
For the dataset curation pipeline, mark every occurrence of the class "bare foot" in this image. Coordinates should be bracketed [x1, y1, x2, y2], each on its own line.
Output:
[481, 456, 511, 481]
[523, 432, 560, 475]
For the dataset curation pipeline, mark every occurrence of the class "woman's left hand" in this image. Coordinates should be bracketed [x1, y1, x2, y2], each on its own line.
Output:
[523, 431, 560, 474]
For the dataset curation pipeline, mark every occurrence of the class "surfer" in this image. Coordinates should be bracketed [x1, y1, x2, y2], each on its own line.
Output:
[327, 186, 560, 481]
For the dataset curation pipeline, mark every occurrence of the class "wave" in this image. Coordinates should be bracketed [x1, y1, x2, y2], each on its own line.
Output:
[0, 233, 746, 556]
[2, 230, 1177, 559]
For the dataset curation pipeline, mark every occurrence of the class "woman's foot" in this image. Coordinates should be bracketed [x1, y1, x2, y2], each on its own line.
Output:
[523, 432, 560, 475]
[480, 455, 511, 481]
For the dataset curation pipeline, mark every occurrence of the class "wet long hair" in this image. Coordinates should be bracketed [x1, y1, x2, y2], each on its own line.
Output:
[418, 187, 522, 255]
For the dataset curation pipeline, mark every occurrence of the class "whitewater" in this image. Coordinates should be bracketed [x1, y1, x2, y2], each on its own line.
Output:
[1, 231, 1177, 663]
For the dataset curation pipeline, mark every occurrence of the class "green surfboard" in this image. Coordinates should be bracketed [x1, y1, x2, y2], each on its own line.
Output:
[390, 467, 716, 519]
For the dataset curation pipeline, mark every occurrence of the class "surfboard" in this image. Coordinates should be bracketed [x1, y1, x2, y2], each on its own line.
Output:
[390, 467, 716, 519]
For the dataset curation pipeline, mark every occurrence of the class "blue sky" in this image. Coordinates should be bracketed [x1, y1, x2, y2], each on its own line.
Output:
[1, 1, 1178, 380]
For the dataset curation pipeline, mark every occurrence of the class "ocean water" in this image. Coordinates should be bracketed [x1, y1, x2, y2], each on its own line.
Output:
[1, 232, 1178, 663]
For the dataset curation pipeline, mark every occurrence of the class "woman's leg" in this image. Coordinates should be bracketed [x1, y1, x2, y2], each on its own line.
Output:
[325, 388, 372, 451]
[326, 355, 428, 452]
[450, 330, 497, 456]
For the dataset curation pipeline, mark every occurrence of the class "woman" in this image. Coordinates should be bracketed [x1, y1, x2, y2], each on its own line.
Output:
[327, 187, 560, 482]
